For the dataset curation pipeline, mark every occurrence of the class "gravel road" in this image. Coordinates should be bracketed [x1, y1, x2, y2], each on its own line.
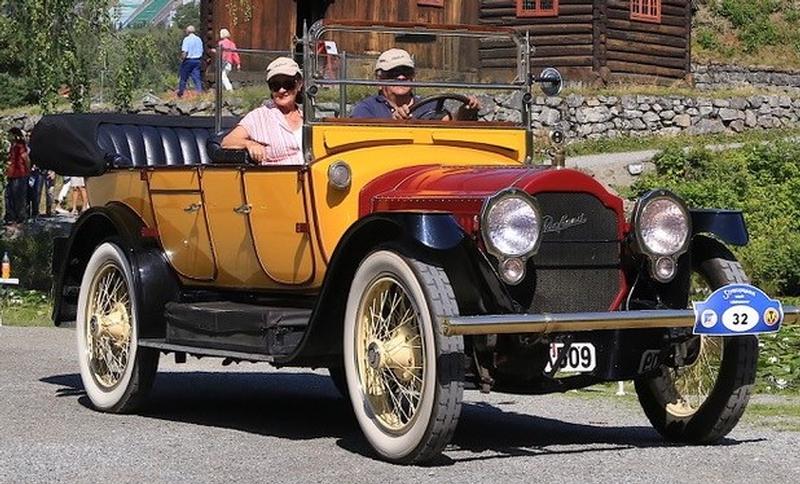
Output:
[1, 326, 797, 483]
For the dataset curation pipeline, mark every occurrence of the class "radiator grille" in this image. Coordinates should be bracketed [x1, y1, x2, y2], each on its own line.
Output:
[529, 193, 622, 313]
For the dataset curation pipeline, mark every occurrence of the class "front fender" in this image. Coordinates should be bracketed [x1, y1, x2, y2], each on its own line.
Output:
[279, 212, 511, 366]
[690, 209, 748, 246]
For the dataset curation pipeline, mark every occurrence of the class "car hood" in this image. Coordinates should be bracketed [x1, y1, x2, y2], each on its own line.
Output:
[359, 164, 624, 221]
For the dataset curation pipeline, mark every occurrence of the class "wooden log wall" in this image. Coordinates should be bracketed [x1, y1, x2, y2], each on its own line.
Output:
[202, 0, 479, 74]
[203, 0, 297, 55]
[479, 0, 597, 82]
[604, 0, 691, 83]
[479, 0, 691, 83]
[323, 0, 480, 73]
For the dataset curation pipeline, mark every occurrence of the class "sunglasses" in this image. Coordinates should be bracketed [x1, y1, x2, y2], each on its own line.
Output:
[268, 76, 298, 92]
[379, 66, 415, 80]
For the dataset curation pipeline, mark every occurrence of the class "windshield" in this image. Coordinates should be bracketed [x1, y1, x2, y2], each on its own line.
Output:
[212, 22, 536, 134]
[304, 22, 531, 125]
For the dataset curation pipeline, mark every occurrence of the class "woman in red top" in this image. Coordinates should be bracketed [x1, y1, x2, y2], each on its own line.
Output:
[218, 28, 241, 92]
[5, 127, 30, 225]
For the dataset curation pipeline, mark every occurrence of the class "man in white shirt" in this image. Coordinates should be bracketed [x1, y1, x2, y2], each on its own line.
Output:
[177, 25, 204, 98]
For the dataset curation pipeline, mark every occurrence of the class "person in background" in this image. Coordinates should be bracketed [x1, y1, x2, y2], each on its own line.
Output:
[5, 128, 30, 226]
[44, 170, 56, 216]
[218, 28, 241, 91]
[177, 25, 204, 98]
[69, 177, 89, 216]
[351, 48, 479, 120]
[221, 57, 304, 165]
[27, 162, 45, 218]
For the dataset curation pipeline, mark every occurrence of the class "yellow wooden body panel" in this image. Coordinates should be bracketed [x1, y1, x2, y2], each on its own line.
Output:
[199, 169, 271, 287]
[309, 125, 526, 261]
[83, 124, 525, 290]
[150, 191, 216, 280]
[86, 171, 154, 228]
[243, 171, 316, 285]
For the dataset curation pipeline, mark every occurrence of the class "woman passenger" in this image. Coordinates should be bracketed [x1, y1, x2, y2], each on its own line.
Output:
[222, 57, 304, 165]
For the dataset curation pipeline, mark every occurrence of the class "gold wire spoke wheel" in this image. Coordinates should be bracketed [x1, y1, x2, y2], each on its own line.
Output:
[356, 276, 425, 433]
[85, 261, 133, 390]
[666, 336, 724, 416]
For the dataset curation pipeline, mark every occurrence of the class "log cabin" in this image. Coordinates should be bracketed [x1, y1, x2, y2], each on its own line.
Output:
[200, 0, 692, 85]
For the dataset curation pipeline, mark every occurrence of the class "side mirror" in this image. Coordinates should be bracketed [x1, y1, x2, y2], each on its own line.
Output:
[537, 67, 563, 97]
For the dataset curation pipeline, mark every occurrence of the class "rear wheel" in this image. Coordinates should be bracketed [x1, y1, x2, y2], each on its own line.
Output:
[76, 242, 158, 413]
[635, 237, 758, 443]
[343, 250, 464, 464]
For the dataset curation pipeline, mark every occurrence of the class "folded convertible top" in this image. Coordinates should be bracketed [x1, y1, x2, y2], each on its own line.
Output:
[29, 113, 233, 176]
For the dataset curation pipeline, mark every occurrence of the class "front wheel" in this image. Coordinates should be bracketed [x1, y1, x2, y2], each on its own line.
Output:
[343, 250, 464, 464]
[635, 237, 758, 443]
[76, 242, 158, 413]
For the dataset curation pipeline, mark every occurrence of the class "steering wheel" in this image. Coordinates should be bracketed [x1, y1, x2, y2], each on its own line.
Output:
[408, 93, 474, 120]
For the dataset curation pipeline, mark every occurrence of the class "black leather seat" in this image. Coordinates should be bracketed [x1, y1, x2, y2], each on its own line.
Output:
[97, 123, 213, 167]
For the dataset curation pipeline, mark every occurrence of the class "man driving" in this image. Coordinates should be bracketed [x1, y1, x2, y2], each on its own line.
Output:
[351, 48, 479, 120]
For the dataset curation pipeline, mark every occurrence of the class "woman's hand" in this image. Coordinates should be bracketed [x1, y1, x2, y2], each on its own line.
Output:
[245, 140, 266, 164]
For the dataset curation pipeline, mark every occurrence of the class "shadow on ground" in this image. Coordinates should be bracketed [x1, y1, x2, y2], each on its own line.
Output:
[40, 371, 759, 465]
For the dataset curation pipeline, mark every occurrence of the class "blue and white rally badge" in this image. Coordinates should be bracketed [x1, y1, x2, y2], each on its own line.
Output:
[693, 284, 783, 335]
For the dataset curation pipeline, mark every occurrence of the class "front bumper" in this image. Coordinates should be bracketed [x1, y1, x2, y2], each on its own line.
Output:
[441, 306, 800, 336]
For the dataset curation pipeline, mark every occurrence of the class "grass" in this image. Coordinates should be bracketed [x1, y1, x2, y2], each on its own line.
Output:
[0, 289, 52, 327]
[743, 401, 800, 432]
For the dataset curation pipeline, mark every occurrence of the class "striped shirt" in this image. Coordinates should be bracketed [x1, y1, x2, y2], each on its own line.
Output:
[238, 101, 304, 165]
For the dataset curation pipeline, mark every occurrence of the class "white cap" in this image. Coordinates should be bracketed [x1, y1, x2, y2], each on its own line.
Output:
[375, 48, 414, 72]
[266, 57, 301, 81]
[219, 28, 230, 39]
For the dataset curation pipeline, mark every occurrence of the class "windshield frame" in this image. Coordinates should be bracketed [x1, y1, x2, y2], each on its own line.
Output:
[302, 21, 533, 128]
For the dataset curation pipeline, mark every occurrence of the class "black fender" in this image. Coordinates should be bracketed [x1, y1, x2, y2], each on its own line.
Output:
[279, 212, 513, 366]
[51, 203, 179, 337]
[690, 209, 748, 246]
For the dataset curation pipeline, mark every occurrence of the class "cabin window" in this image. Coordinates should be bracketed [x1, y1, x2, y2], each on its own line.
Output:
[418, 0, 444, 7]
[516, 0, 559, 18]
[630, 0, 661, 23]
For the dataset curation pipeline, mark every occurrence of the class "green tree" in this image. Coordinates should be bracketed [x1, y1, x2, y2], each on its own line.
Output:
[173, 0, 200, 29]
[3, 0, 113, 113]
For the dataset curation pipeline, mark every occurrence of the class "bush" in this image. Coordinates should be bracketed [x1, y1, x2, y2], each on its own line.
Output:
[0, 73, 35, 109]
[696, 28, 720, 50]
[0, 228, 54, 292]
[628, 141, 800, 296]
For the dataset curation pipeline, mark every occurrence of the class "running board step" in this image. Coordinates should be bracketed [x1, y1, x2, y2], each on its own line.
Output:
[138, 339, 275, 362]
[164, 301, 311, 357]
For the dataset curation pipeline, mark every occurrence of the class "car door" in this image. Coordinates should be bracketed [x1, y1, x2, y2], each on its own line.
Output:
[147, 168, 216, 281]
[242, 167, 316, 285]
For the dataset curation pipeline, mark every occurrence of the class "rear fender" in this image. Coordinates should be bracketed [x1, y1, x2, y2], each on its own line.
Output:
[52, 203, 178, 336]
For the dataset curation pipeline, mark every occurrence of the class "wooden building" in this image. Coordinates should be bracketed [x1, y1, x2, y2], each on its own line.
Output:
[200, 0, 692, 85]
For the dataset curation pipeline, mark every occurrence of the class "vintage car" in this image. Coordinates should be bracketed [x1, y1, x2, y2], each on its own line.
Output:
[30, 21, 798, 464]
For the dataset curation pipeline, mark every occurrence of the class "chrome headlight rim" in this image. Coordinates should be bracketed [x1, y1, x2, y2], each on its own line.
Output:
[633, 190, 692, 259]
[480, 188, 542, 260]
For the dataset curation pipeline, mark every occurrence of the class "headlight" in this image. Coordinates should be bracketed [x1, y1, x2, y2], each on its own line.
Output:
[481, 190, 542, 258]
[634, 191, 691, 257]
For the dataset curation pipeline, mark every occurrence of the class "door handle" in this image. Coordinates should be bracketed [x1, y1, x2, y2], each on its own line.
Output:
[234, 204, 252, 214]
[183, 202, 202, 213]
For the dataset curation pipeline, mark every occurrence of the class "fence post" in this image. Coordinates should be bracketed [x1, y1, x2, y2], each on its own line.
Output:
[339, 51, 348, 118]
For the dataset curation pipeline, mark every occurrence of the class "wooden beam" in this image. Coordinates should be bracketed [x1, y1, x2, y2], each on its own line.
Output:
[607, 50, 689, 69]
[607, 28, 688, 48]
[607, 38, 686, 58]
[607, 60, 686, 78]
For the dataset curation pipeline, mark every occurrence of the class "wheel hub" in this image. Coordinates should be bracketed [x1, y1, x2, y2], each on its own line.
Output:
[367, 341, 382, 369]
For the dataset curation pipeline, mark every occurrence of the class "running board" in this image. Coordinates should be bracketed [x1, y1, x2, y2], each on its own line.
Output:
[139, 339, 274, 362]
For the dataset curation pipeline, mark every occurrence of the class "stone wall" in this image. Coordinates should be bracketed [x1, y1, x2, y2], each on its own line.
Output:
[3, 91, 799, 144]
[519, 93, 800, 140]
[693, 64, 800, 92]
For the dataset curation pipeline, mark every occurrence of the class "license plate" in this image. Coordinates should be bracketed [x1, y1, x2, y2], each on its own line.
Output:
[545, 342, 596, 373]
